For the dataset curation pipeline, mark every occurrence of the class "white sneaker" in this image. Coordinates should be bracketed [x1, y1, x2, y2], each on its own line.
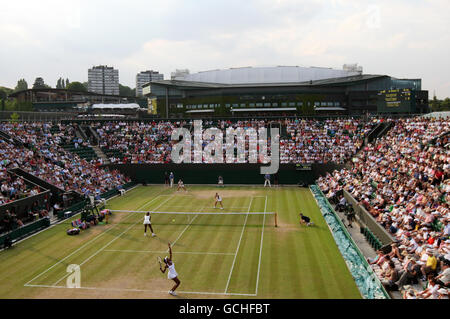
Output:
[144, 233, 147, 236]
[169, 290, 177, 296]
[220, 207, 223, 210]
[152, 233, 156, 237]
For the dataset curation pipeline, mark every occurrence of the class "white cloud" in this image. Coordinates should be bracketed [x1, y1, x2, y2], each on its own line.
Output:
[0, 0, 449, 98]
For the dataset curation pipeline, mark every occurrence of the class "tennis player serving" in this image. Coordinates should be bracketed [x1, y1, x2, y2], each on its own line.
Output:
[159, 242, 180, 296]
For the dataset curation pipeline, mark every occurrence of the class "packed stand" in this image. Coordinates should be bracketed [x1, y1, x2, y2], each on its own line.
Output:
[280, 118, 375, 164]
[95, 121, 185, 164]
[93, 118, 375, 164]
[0, 122, 130, 198]
[0, 174, 41, 205]
[317, 117, 450, 298]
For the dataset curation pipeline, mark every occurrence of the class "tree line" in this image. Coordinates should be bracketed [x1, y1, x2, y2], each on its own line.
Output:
[430, 96, 450, 112]
[0, 78, 138, 112]
[5, 78, 136, 96]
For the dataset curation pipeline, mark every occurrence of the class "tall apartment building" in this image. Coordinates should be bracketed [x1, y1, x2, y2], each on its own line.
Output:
[136, 70, 164, 97]
[88, 65, 119, 95]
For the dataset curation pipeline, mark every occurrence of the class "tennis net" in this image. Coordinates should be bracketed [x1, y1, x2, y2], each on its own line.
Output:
[106, 210, 278, 227]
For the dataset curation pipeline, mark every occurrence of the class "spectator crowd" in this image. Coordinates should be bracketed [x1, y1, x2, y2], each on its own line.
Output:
[280, 118, 375, 163]
[0, 122, 130, 198]
[0, 173, 41, 205]
[317, 116, 450, 299]
[92, 118, 375, 164]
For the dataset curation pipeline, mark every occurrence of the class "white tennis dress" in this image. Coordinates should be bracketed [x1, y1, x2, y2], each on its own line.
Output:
[168, 263, 178, 279]
[217, 195, 222, 202]
[143, 214, 151, 225]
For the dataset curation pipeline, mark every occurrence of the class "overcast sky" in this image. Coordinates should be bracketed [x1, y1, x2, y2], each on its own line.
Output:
[1, 0, 449, 98]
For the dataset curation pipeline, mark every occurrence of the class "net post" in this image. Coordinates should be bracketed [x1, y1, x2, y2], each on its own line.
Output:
[275, 212, 278, 227]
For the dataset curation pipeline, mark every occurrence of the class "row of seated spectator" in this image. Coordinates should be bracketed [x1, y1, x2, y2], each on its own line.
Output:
[317, 116, 450, 298]
[2, 118, 375, 166]
[92, 117, 377, 164]
[94, 120, 180, 164]
[0, 173, 41, 205]
[281, 118, 376, 163]
[0, 122, 130, 198]
[0, 200, 49, 235]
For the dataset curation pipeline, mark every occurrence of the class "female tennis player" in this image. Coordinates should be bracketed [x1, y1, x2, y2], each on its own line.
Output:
[214, 192, 224, 209]
[177, 179, 187, 192]
[143, 212, 155, 237]
[159, 242, 180, 296]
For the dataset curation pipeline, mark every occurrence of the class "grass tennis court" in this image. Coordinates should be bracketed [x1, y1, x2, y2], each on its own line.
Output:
[0, 185, 361, 299]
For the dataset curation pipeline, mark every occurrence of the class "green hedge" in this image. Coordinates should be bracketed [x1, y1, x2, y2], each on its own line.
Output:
[310, 184, 390, 299]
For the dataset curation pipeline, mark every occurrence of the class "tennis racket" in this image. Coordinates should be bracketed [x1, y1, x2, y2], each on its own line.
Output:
[157, 256, 163, 268]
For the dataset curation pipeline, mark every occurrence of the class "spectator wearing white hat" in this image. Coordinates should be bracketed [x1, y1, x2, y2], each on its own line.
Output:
[420, 249, 438, 280]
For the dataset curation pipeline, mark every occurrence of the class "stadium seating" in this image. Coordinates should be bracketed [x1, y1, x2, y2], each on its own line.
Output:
[0, 122, 130, 198]
[91, 118, 376, 164]
[317, 116, 450, 298]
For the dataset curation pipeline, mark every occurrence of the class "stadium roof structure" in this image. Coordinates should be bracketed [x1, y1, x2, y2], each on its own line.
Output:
[172, 65, 363, 84]
[143, 74, 390, 90]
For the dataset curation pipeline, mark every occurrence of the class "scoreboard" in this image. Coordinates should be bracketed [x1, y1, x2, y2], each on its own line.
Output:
[379, 88, 411, 107]
[377, 88, 414, 113]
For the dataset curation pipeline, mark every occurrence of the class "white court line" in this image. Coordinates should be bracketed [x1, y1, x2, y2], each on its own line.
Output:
[23, 284, 256, 296]
[24, 188, 168, 287]
[224, 196, 253, 294]
[104, 249, 234, 256]
[255, 195, 267, 296]
[162, 205, 249, 209]
[51, 194, 175, 286]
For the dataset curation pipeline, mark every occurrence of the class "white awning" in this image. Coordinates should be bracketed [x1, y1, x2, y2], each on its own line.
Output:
[314, 107, 346, 111]
[91, 103, 140, 109]
[231, 107, 296, 112]
[185, 109, 215, 113]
